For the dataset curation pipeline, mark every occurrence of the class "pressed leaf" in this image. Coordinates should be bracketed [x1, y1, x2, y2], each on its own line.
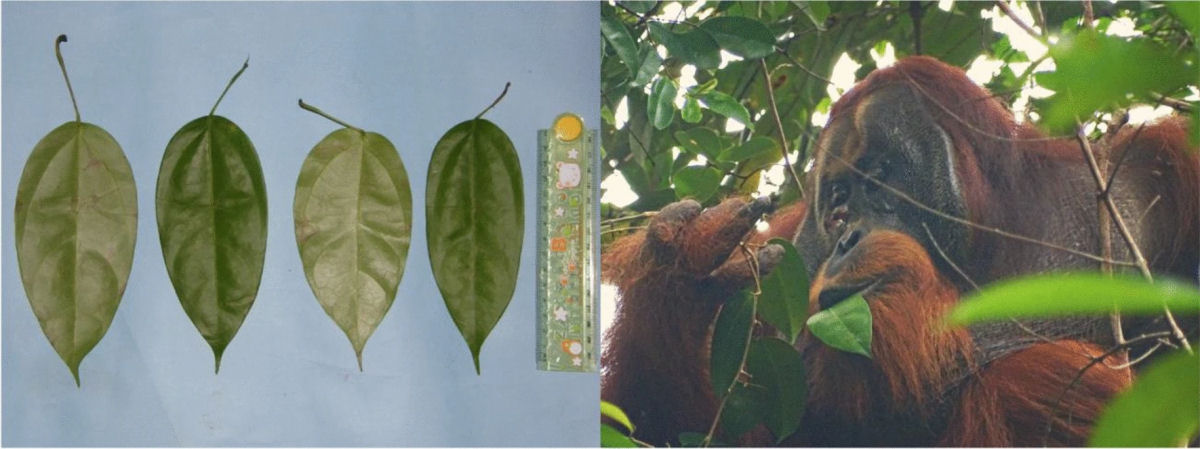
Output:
[806, 294, 872, 358]
[746, 338, 806, 442]
[15, 121, 138, 386]
[948, 272, 1200, 327]
[1089, 349, 1199, 447]
[672, 166, 723, 202]
[601, 400, 635, 433]
[157, 61, 266, 373]
[710, 290, 754, 398]
[757, 238, 809, 344]
[294, 104, 412, 370]
[699, 16, 777, 59]
[427, 94, 524, 374]
[674, 127, 723, 160]
[647, 77, 677, 130]
[14, 35, 138, 386]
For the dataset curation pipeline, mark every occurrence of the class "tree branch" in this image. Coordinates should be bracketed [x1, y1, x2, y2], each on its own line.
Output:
[760, 59, 805, 198]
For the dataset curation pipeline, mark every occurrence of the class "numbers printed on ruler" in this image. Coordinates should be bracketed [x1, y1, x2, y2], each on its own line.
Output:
[537, 113, 595, 372]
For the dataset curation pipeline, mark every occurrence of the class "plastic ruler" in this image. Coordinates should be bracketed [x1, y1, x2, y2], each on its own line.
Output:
[536, 113, 596, 372]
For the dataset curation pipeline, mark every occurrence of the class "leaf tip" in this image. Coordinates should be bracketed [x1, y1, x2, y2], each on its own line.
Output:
[70, 366, 81, 388]
[473, 355, 481, 375]
[357, 351, 364, 372]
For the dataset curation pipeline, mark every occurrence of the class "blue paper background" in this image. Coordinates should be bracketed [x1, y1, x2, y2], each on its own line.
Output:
[2, 2, 599, 445]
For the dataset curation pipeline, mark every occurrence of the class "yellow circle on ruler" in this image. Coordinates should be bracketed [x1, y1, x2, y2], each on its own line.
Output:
[554, 113, 583, 142]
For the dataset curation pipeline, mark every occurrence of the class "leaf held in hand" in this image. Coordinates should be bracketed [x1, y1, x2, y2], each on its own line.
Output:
[427, 83, 524, 374]
[14, 35, 138, 386]
[156, 60, 266, 373]
[294, 101, 413, 370]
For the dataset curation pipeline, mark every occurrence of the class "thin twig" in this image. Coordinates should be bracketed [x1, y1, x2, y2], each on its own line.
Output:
[1073, 123, 1192, 353]
[760, 59, 805, 198]
[601, 226, 647, 237]
[994, 1, 1046, 43]
[774, 49, 835, 86]
[1042, 331, 1172, 445]
[925, 222, 1099, 359]
[910, 1, 925, 55]
[602, 211, 659, 226]
[827, 153, 1138, 267]
[703, 243, 763, 447]
[1149, 93, 1195, 113]
[1081, 0, 1095, 28]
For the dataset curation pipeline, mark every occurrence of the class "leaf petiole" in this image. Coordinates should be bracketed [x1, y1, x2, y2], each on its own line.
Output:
[298, 99, 362, 132]
[210, 57, 249, 116]
[54, 34, 80, 122]
[475, 81, 511, 120]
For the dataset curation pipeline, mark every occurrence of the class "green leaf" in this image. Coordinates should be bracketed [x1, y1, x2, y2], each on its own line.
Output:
[947, 273, 1200, 327]
[700, 90, 755, 130]
[427, 117, 524, 374]
[601, 401, 635, 433]
[674, 127, 723, 160]
[747, 338, 807, 442]
[672, 166, 724, 202]
[1089, 349, 1200, 447]
[15, 121, 138, 386]
[295, 106, 412, 371]
[601, 424, 639, 448]
[648, 77, 678, 130]
[798, 1, 830, 29]
[1037, 30, 1198, 132]
[699, 17, 777, 59]
[710, 291, 754, 398]
[757, 239, 809, 344]
[681, 97, 703, 123]
[719, 382, 766, 439]
[157, 114, 267, 373]
[1168, 2, 1200, 37]
[156, 61, 266, 373]
[648, 22, 722, 70]
[602, 16, 642, 76]
[717, 136, 777, 163]
[805, 294, 872, 358]
[631, 48, 663, 88]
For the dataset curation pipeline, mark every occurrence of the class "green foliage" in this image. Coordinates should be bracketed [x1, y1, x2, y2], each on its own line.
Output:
[294, 104, 412, 371]
[947, 273, 1200, 326]
[1038, 29, 1198, 133]
[805, 295, 873, 358]
[426, 86, 523, 374]
[1089, 349, 1199, 447]
[756, 238, 809, 344]
[602, 2, 1199, 445]
[745, 338, 806, 442]
[14, 35, 138, 386]
[16, 120, 137, 386]
[601, 424, 639, 448]
[710, 290, 755, 399]
[601, 400, 636, 433]
[157, 60, 266, 373]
